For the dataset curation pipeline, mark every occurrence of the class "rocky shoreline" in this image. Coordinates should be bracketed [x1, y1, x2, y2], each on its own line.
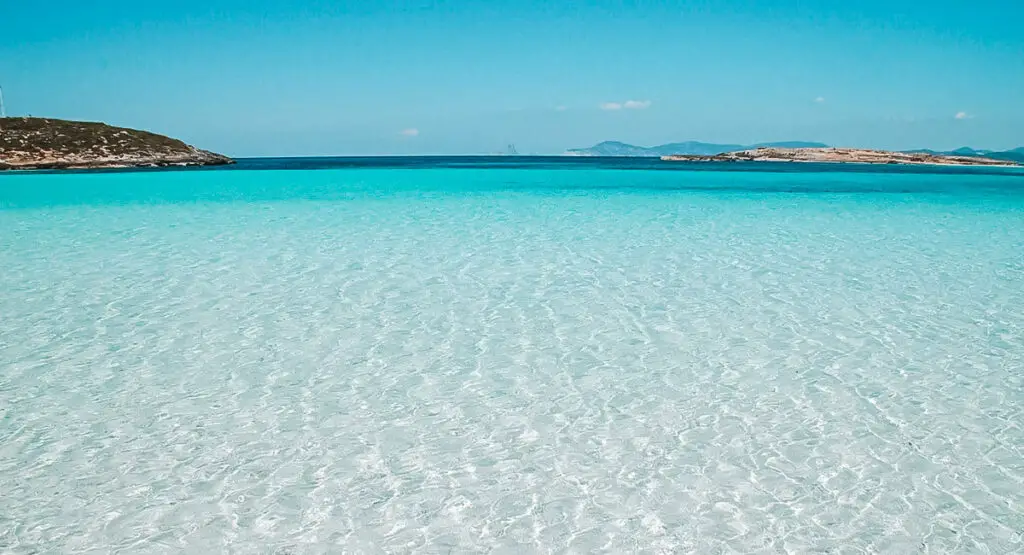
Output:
[0, 117, 234, 171]
[662, 147, 1020, 167]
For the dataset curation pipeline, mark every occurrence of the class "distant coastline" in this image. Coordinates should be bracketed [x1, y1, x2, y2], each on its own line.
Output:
[661, 147, 1021, 167]
[0, 117, 233, 171]
[567, 140, 1024, 164]
[565, 140, 828, 157]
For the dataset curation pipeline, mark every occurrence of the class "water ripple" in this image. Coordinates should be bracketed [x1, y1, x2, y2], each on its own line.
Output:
[2, 181, 1023, 553]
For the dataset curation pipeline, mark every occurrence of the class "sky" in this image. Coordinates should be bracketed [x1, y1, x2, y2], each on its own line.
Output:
[2, 0, 1023, 156]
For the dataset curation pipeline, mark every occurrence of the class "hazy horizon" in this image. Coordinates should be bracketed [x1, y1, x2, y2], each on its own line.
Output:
[3, 0, 1023, 156]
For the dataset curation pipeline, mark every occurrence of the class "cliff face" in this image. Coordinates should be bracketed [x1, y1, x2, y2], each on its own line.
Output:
[662, 147, 1021, 167]
[0, 117, 234, 170]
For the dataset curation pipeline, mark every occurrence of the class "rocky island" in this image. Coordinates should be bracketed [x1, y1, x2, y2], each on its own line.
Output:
[0, 117, 233, 171]
[662, 147, 1020, 167]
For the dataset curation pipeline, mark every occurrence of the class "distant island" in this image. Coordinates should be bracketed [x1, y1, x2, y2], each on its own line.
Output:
[566, 140, 829, 157]
[662, 147, 1021, 167]
[0, 117, 233, 171]
[567, 140, 1024, 164]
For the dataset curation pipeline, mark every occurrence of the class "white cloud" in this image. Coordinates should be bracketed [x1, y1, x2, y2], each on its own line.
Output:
[555, 105, 567, 111]
[399, 128, 419, 137]
[601, 100, 651, 111]
[954, 111, 971, 120]
[623, 100, 651, 109]
[814, 96, 825, 103]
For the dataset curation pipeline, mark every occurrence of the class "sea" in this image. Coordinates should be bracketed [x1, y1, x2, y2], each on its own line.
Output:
[1, 157, 1023, 554]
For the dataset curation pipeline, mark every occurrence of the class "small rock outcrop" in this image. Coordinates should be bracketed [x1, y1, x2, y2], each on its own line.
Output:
[0, 117, 234, 170]
[661, 147, 1020, 167]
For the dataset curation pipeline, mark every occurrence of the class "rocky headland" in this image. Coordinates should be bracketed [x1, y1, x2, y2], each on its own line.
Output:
[0, 117, 234, 170]
[661, 147, 1020, 167]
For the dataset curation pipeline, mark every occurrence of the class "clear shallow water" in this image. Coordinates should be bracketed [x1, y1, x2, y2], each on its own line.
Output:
[2, 160, 1024, 553]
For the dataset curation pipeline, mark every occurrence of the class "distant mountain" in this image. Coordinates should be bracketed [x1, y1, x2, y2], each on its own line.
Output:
[566, 140, 828, 157]
[984, 150, 1024, 163]
[647, 141, 745, 156]
[903, 146, 1024, 164]
[565, 141, 664, 157]
[950, 147, 982, 156]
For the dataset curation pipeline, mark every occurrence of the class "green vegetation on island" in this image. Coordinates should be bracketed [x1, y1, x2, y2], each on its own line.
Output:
[0, 117, 233, 170]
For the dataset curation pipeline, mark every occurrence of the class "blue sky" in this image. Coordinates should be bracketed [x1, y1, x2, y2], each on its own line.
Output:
[2, 1, 1022, 156]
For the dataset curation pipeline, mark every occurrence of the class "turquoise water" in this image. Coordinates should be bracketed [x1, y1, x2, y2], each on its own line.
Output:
[2, 160, 1024, 553]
